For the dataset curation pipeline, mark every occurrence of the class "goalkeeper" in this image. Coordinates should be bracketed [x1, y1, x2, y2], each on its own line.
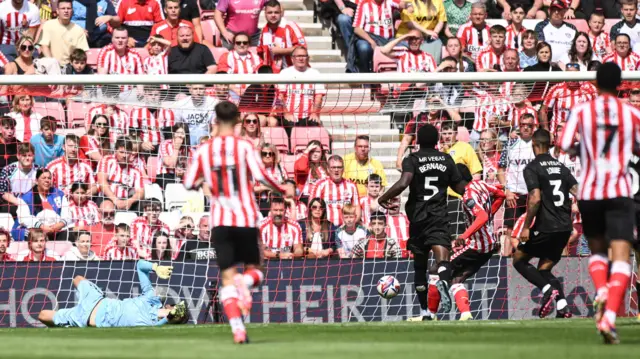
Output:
[38, 260, 189, 327]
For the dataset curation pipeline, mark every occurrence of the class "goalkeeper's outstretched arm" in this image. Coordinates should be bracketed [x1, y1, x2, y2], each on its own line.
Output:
[137, 260, 173, 296]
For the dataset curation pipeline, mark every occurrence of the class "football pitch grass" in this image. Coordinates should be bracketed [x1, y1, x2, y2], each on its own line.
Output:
[2, 318, 640, 359]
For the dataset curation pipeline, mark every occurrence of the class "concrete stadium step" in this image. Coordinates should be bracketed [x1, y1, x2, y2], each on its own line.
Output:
[303, 36, 333, 50]
[375, 155, 401, 168]
[279, 0, 308, 10]
[332, 141, 400, 156]
[309, 49, 343, 62]
[327, 128, 400, 142]
[258, 22, 329, 36]
[311, 62, 346, 73]
[260, 10, 314, 23]
[321, 114, 390, 130]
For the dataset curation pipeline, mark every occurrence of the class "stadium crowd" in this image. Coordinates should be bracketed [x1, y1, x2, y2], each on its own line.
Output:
[0, 0, 635, 262]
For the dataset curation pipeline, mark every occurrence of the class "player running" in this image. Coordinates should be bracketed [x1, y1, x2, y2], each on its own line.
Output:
[560, 62, 640, 344]
[379, 124, 466, 320]
[445, 163, 506, 320]
[512, 129, 577, 319]
[184, 101, 294, 344]
[38, 260, 188, 327]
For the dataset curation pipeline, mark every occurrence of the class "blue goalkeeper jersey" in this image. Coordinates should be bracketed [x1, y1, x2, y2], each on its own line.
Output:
[94, 260, 163, 327]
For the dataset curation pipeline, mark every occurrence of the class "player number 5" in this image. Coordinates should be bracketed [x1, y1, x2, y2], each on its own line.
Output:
[423, 177, 438, 201]
[550, 180, 564, 206]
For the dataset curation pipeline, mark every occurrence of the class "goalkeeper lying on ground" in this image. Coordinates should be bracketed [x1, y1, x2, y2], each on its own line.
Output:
[38, 260, 188, 327]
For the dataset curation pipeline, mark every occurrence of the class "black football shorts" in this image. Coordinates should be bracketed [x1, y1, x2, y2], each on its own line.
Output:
[578, 198, 636, 244]
[408, 217, 452, 255]
[450, 248, 495, 282]
[518, 231, 571, 263]
[212, 226, 261, 270]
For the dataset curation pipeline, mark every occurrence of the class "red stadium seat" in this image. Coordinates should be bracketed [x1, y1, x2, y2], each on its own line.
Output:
[209, 46, 228, 63]
[282, 154, 296, 177]
[291, 127, 330, 154]
[201, 19, 218, 45]
[603, 19, 618, 34]
[33, 101, 66, 128]
[201, 10, 215, 20]
[373, 47, 397, 73]
[67, 101, 92, 129]
[86, 48, 99, 69]
[135, 47, 149, 61]
[147, 156, 159, 182]
[262, 126, 290, 154]
[457, 126, 470, 143]
[47, 241, 72, 257]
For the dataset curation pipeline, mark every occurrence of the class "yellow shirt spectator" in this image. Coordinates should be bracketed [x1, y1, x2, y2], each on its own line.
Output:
[444, 141, 482, 198]
[343, 152, 388, 197]
[397, 0, 447, 37]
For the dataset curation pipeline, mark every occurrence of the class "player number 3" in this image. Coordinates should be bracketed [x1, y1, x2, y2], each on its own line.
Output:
[550, 180, 564, 207]
[423, 177, 438, 201]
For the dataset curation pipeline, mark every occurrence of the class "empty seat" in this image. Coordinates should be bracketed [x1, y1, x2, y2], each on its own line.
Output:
[134, 47, 149, 61]
[262, 126, 289, 154]
[46, 241, 73, 257]
[291, 127, 331, 154]
[86, 49, 100, 68]
[7, 241, 28, 255]
[0, 213, 14, 231]
[33, 101, 66, 128]
[114, 211, 137, 226]
[457, 126, 470, 143]
[373, 47, 398, 73]
[159, 211, 182, 231]
[145, 183, 164, 206]
[201, 19, 218, 44]
[282, 154, 296, 176]
[209, 46, 228, 63]
[67, 101, 93, 129]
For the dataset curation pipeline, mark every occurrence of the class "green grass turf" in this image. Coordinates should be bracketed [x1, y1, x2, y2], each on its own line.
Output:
[1, 319, 640, 359]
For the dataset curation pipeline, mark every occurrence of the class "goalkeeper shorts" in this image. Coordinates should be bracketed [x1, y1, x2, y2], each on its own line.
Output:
[53, 279, 104, 327]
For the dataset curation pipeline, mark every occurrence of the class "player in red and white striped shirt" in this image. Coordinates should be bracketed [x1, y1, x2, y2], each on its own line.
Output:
[310, 155, 361, 226]
[130, 86, 176, 147]
[588, 12, 611, 61]
[456, 4, 490, 60]
[103, 223, 139, 260]
[258, 2, 306, 72]
[540, 68, 597, 134]
[559, 63, 640, 343]
[85, 103, 130, 145]
[130, 199, 170, 259]
[446, 164, 505, 320]
[183, 101, 293, 344]
[277, 47, 326, 123]
[0, 0, 40, 46]
[358, 173, 385, 226]
[505, 6, 526, 50]
[46, 135, 97, 195]
[260, 197, 303, 259]
[97, 28, 145, 93]
[602, 33, 640, 71]
[96, 137, 147, 210]
[476, 25, 507, 71]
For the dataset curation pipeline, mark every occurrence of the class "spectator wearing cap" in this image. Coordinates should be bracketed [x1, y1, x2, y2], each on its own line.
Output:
[150, 0, 199, 47]
[610, 0, 640, 50]
[168, 26, 217, 75]
[352, 211, 401, 259]
[71, 0, 120, 48]
[115, 0, 164, 48]
[533, 0, 577, 63]
[215, 0, 267, 50]
[260, 196, 303, 260]
[63, 230, 100, 260]
[130, 198, 170, 259]
[343, 135, 387, 197]
[0, 0, 40, 62]
[497, 0, 545, 20]
[0, 116, 20, 169]
[30, 117, 64, 168]
[38, 0, 89, 66]
[87, 199, 116, 256]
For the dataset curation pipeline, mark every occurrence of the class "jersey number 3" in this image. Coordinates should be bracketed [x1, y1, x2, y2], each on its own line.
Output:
[423, 177, 438, 201]
[550, 180, 564, 206]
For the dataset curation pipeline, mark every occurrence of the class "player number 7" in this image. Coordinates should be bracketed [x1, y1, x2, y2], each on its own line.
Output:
[423, 177, 438, 201]
[600, 124, 618, 157]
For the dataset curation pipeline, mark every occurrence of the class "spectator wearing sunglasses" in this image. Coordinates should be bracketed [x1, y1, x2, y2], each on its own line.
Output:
[255, 143, 288, 217]
[558, 32, 597, 71]
[0, 0, 40, 62]
[3, 36, 37, 96]
[172, 215, 195, 259]
[238, 113, 263, 148]
[217, 32, 263, 98]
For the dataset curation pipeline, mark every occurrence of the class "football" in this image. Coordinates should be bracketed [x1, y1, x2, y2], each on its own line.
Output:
[377, 275, 401, 299]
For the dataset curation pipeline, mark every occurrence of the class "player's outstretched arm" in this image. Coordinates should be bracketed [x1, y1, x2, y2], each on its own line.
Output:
[378, 171, 412, 210]
[136, 260, 174, 297]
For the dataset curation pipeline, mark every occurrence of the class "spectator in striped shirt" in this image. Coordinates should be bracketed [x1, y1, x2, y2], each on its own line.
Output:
[588, 12, 611, 62]
[96, 136, 147, 212]
[61, 182, 100, 229]
[151, 230, 172, 260]
[602, 33, 640, 71]
[18, 228, 57, 261]
[335, 203, 367, 258]
[103, 223, 139, 260]
[130, 85, 176, 154]
[502, 4, 527, 49]
[261, 196, 303, 259]
[284, 179, 307, 221]
[476, 24, 507, 72]
[143, 35, 170, 77]
[456, 3, 490, 61]
[218, 32, 263, 97]
[310, 155, 361, 226]
[359, 173, 386, 226]
[476, 128, 502, 185]
[299, 197, 336, 258]
[157, 123, 191, 190]
[79, 114, 110, 170]
[63, 230, 100, 261]
[352, 211, 401, 259]
[257, 0, 306, 73]
[443, 37, 475, 72]
[0, 0, 40, 62]
[0, 228, 15, 261]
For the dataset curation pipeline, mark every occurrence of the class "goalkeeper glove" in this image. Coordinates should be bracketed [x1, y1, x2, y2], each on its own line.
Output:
[167, 301, 188, 324]
[152, 263, 173, 279]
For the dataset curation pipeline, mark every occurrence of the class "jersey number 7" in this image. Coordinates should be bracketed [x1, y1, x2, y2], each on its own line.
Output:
[600, 124, 618, 157]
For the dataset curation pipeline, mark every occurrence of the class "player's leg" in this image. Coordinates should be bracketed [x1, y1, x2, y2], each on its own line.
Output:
[635, 247, 640, 321]
[512, 245, 557, 317]
[236, 228, 263, 316]
[431, 244, 453, 312]
[450, 250, 494, 321]
[427, 266, 440, 316]
[212, 226, 248, 344]
[408, 250, 436, 321]
[536, 232, 572, 318]
[38, 310, 56, 327]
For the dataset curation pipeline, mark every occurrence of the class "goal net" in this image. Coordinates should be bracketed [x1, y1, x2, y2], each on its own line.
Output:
[0, 71, 637, 327]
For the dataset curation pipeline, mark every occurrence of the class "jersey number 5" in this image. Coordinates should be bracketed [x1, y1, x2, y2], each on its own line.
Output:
[423, 177, 438, 201]
[550, 180, 564, 206]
